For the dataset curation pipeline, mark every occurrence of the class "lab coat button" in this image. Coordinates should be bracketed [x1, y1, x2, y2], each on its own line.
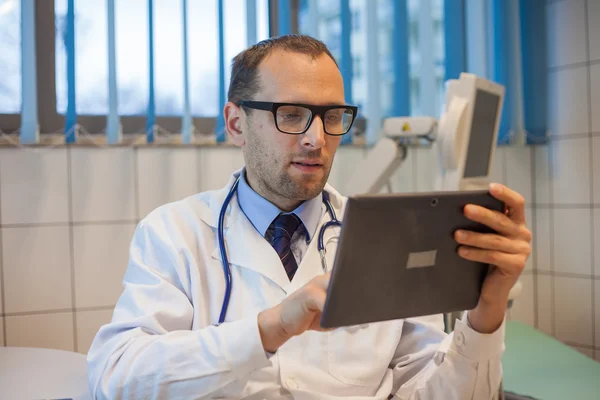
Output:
[456, 331, 466, 347]
[285, 377, 298, 389]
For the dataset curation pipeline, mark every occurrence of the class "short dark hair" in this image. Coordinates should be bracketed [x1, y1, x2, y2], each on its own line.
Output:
[227, 34, 339, 105]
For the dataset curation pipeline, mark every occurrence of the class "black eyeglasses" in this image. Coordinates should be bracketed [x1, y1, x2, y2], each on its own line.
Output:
[237, 101, 358, 136]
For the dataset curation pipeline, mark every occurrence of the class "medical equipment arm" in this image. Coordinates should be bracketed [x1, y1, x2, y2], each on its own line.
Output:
[86, 220, 271, 400]
[390, 314, 505, 399]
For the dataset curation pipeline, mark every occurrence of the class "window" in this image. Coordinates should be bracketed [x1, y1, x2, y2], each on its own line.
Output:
[351, 10, 360, 32]
[0, 0, 21, 114]
[299, 0, 446, 122]
[352, 56, 362, 79]
[53, 0, 269, 119]
[115, 0, 149, 116]
[55, 0, 108, 115]
[407, 0, 445, 117]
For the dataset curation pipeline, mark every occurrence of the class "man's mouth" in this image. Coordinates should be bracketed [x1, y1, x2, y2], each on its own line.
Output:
[291, 160, 324, 172]
[292, 161, 323, 167]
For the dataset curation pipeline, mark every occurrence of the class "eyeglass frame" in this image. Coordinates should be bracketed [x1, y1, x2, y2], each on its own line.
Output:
[236, 100, 358, 136]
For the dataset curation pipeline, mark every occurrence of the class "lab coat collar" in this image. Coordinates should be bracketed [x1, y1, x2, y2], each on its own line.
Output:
[207, 169, 346, 292]
[287, 207, 341, 292]
[205, 169, 346, 230]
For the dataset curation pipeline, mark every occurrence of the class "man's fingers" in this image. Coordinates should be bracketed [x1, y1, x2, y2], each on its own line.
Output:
[488, 183, 526, 223]
[458, 246, 526, 274]
[312, 271, 331, 291]
[307, 288, 328, 312]
[455, 230, 531, 255]
[464, 205, 522, 237]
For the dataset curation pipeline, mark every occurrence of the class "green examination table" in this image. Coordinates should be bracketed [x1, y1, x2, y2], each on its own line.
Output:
[502, 321, 600, 400]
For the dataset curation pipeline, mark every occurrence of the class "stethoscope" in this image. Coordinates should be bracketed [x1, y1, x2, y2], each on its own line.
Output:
[217, 175, 341, 324]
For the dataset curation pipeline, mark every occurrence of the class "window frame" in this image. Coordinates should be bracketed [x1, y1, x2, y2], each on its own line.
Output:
[0, 0, 290, 136]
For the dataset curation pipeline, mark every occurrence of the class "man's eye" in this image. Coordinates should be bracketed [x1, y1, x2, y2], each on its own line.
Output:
[282, 114, 301, 120]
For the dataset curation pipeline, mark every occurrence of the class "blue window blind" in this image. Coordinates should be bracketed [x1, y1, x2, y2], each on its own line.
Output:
[463, 0, 547, 145]
[52, 0, 268, 143]
[278, 0, 292, 35]
[443, 0, 465, 81]
[21, 0, 38, 144]
[339, 0, 352, 145]
[0, 0, 21, 115]
[519, 0, 547, 143]
[299, 0, 445, 144]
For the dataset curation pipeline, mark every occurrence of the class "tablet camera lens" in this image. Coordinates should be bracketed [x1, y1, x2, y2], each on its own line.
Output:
[431, 198, 438, 207]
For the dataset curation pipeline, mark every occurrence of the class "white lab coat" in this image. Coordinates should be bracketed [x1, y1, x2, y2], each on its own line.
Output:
[87, 171, 505, 400]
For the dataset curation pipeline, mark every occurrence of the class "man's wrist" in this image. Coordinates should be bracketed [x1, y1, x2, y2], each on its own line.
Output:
[258, 308, 290, 353]
[468, 296, 508, 334]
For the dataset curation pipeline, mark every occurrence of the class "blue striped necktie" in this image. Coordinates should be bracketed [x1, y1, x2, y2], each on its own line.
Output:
[266, 213, 302, 281]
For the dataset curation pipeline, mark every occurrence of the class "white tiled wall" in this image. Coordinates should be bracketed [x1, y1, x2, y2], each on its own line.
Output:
[5, 312, 75, 351]
[552, 209, 592, 275]
[72, 224, 136, 309]
[536, 0, 600, 357]
[547, 67, 589, 136]
[0, 149, 69, 225]
[535, 208, 552, 273]
[71, 148, 137, 223]
[0, 142, 532, 353]
[2, 226, 72, 313]
[197, 146, 245, 192]
[591, 65, 600, 132]
[505, 147, 532, 203]
[533, 145, 551, 203]
[554, 276, 594, 346]
[589, 0, 600, 66]
[546, 0, 587, 68]
[510, 273, 535, 326]
[536, 274, 553, 336]
[595, 280, 600, 346]
[550, 137, 591, 204]
[136, 148, 200, 219]
[76, 309, 114, 354]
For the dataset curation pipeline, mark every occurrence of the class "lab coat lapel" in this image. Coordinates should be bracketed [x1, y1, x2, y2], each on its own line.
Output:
[209, 173, 292, 291]
[288, 203, 342, 292]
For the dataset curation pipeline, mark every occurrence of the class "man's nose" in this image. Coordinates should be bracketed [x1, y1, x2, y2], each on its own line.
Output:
[301, 116, 326, 149]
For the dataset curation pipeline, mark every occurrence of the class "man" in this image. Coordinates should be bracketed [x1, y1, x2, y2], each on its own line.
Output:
[87, 35, 531, 399]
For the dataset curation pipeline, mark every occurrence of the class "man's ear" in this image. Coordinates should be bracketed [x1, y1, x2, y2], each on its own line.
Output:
[224, 102, 246, 147]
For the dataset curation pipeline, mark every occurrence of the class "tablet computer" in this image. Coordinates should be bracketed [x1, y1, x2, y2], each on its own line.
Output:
[320, 190, 505, 328]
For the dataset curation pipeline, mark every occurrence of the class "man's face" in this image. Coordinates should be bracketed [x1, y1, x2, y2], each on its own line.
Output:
[234, 50, 345, 207]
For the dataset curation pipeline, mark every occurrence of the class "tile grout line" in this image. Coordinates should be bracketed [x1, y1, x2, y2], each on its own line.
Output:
[501, 147, 508, 187]
[0, 154, 6, 346]
[501, 148, 512, 324]
[530, 147, 539, 328]
[67, 147, 78, 352]
[584, 0, 596, 352]
[562, 340, 598, 351]
[552, 131, 600, 139]
[412, 147, 418, 192]
[533, 203, 600, 209]
[0, 220, 139, 228]
[547, 59, 600, 73]
[549, 137, 556, 336]
[537, 270, 600, 280]
[548, 133, 590, 141]
[134, 148, 140, 222]
[1, 305, 116, 317]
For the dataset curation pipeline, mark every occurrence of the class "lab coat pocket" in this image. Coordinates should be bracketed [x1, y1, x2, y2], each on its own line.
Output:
[327, 320, 403, 387]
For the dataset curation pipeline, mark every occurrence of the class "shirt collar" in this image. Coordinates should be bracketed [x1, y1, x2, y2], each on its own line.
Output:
[236, 169, 323, 241]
